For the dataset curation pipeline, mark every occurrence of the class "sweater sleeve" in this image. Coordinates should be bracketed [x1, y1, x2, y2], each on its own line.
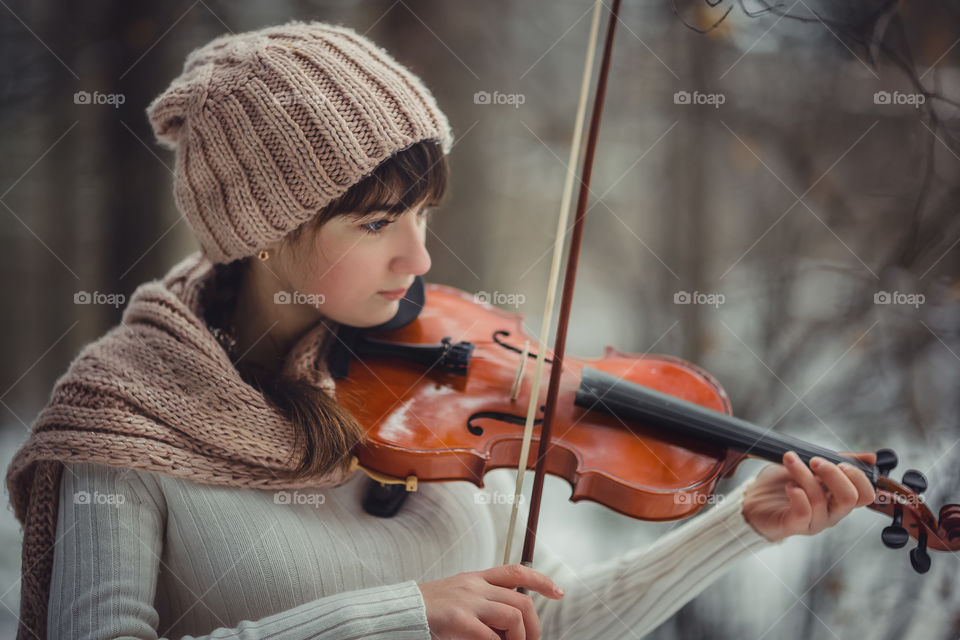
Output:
[48, 461, 430, 640]
[484, 471, 779, 640]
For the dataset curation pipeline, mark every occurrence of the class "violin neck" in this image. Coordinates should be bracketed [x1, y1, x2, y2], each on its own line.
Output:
[574, 367, 879, 486]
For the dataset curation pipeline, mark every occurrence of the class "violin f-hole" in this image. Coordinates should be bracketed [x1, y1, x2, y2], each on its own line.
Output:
[467, 411, 543, 436]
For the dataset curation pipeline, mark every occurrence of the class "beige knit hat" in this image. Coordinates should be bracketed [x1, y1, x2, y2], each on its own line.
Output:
[147, 20, 453, 264]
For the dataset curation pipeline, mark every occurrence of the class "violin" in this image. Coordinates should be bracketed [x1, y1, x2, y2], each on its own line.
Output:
[334, 284, 960, 574]
[337, 0, 958, 580]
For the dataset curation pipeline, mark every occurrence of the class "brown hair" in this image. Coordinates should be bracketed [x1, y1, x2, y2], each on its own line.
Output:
[203, 140, 448, 481]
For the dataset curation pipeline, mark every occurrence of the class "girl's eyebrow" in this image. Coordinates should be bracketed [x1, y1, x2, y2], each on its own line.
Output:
[364, 201, 408, 215]
[350, 199, 432, 219]
[346, 206, 403, 222]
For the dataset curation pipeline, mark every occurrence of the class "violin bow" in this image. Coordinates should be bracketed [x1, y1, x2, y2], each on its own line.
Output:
[502, 0, 624, 573]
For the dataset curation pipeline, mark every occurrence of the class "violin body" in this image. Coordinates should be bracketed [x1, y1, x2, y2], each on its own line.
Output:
[340, 284, 746, 520]
[336, 283, 960, 568]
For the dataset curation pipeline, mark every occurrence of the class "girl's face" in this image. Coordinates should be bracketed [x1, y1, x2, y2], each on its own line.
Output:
[277, 203, 432, 328]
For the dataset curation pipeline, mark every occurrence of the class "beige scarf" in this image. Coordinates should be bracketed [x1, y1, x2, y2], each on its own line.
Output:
[5, 250, 354, 640]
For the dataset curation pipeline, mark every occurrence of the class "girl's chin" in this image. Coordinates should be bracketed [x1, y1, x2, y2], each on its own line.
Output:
[343, 297, 400, 328]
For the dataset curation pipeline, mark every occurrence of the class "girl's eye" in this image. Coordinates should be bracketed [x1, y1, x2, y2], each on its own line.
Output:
[360, 208, 431, 235]
[361, 218, 394, 235]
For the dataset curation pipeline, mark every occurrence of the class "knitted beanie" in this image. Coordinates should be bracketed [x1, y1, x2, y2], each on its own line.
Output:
[146, 20, 453, 264]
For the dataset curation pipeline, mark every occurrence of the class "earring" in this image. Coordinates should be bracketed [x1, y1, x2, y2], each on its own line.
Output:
[258, 249, 270, 261]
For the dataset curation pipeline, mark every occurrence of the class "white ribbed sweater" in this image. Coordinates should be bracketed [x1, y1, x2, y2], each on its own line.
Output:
[48, 461, 775, 639]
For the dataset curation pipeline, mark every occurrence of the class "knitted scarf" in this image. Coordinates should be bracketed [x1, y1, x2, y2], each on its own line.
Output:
[5, 250, 354, 640]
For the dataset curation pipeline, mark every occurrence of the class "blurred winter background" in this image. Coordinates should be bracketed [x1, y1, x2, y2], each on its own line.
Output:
[1, 0, 958, 638]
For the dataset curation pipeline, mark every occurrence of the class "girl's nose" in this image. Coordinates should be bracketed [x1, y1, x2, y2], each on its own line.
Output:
[392, 212, 431, 276]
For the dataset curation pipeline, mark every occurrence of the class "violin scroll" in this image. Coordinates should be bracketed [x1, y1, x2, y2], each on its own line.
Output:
[871, 450, 960, 573]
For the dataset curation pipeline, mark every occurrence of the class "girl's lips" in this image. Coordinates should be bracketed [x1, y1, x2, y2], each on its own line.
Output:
[378, 286, 409, 300]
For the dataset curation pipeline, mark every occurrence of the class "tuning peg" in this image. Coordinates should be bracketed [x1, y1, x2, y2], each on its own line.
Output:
[875, 448, 898, 476]
[909, 530, 931, 574]
[881, 505, 909, 549]
[901, 469, 927, 494]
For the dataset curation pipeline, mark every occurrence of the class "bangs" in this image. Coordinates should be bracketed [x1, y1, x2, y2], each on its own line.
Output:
[319, 140, 448, 225]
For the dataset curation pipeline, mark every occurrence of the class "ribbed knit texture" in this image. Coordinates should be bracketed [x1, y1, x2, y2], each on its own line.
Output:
[48, 463, 774, 639]
[146, 21, 454, 264]
[5, 250, 350, 640]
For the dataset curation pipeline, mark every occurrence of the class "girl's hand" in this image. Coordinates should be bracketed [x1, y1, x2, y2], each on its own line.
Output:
[417, 563, 564, 640]
[742, 450, 877, 543]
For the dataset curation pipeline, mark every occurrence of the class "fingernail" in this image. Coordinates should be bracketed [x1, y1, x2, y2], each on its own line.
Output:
[810, 457, 822, 469]
[555, 585, 564, 596]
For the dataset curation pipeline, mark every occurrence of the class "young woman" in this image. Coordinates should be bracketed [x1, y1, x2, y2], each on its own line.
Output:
[7, 21, 877, 640]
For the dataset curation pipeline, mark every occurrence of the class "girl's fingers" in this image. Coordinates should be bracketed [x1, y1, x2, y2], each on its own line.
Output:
[482, 564, 563, 600]
[842, 451, 877, 466]
[810, 458, 860, 522]
[836, 452, 878, 507]
[486, 588, 540, 640]
[477, 601, 527, 640]
[785, 480, 812, 529]
[839, 463, 877, 507]
[784, 451, 827, 529]
[465, 618, 511, 640]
